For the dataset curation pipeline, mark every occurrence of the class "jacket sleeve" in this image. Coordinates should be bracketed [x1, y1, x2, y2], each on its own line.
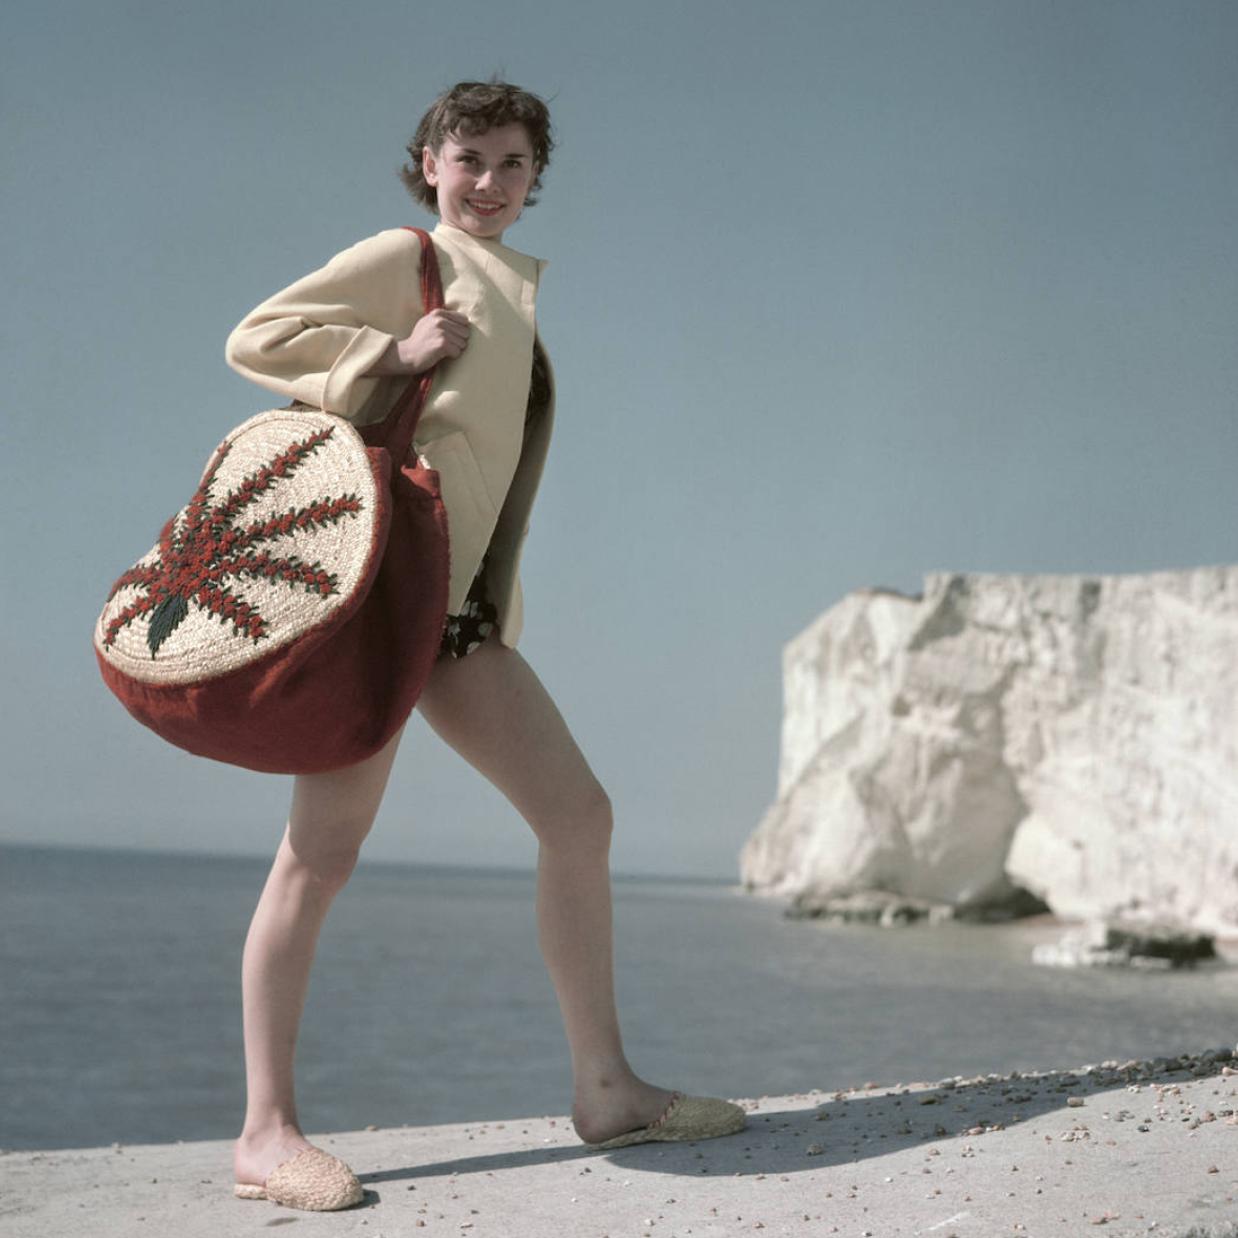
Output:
[224, 229, 424, 419]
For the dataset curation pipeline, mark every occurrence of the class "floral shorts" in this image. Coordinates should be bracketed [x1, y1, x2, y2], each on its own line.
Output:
[439, 554, 498, 659]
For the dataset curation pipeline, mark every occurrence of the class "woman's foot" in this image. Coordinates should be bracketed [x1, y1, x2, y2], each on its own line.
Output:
[234, 1125, 363, 1211]
[233, 1123, 315, 1190]
[584, 1092, 747, 1150]
[571, 1073, 678, 1145]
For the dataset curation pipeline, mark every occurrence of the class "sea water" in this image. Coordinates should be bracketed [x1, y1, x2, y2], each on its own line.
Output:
[2, 844, 1235, 1151]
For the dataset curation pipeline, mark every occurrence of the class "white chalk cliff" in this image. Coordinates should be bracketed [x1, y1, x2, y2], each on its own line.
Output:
[740, 566, 1238, 936]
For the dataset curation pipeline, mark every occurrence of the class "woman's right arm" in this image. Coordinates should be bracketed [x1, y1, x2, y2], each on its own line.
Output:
[225, 229, 430, 419]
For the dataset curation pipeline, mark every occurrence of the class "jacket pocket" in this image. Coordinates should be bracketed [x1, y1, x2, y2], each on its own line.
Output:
[418, 430, 498, 536]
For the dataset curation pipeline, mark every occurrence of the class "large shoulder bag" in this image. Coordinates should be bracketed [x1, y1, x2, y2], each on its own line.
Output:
[93, 226, 449, 774]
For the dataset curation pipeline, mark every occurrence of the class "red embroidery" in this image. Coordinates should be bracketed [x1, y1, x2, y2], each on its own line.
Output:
[103, 427, 363, 656]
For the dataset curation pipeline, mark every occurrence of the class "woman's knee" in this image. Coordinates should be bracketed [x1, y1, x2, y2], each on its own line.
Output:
[534, 781, 614, 852]
[279, 738, 398, 892]
[283, 800, 377, 893]
[279, 828, 366, 895]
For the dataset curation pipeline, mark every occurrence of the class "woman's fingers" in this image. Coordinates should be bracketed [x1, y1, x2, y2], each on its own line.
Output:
[434, 310, 471, 351]
[402, 308, 472, 370]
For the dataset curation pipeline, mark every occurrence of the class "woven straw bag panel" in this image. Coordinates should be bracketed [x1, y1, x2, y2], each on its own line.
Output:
[95, 409, 382, 686]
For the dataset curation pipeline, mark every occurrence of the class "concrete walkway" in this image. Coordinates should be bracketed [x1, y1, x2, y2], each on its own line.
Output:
[4, 1051, 1236, 1238]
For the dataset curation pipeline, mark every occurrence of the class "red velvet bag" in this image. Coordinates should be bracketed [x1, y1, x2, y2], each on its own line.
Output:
[93, 226, 449, 774]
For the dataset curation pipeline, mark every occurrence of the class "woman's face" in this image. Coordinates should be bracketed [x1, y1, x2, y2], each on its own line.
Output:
[423, 123, 537, 241]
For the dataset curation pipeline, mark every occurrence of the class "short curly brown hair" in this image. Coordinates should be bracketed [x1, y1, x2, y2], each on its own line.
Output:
[400, 80, 554, 212]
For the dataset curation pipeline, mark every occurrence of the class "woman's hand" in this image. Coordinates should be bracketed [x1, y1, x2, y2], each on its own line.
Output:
[365, 310, 472, 378]
[398, 309, 471, 373]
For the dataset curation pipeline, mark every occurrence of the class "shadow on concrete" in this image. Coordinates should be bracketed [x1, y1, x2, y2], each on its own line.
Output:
[357, 1057, 1226, 1193]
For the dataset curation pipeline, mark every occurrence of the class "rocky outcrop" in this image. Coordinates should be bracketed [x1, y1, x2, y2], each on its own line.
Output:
[1030, 918, 1218, 970]
[740, 566, 1238, 936]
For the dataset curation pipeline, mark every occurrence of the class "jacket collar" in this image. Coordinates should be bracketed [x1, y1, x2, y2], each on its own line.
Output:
[432, 220, 548, 278]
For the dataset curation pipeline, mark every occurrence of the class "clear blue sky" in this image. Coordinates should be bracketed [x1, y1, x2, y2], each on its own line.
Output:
[3, 0, 1235, 878]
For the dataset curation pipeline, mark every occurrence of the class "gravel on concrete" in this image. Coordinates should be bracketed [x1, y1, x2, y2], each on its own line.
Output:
[3, 1050, 1236, 1238]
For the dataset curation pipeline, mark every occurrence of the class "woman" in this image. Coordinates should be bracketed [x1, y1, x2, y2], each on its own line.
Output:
[224, 80, 746, 1212]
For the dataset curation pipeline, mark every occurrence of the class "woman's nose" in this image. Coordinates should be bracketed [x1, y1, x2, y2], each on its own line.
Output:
[475, 167, 496, 189]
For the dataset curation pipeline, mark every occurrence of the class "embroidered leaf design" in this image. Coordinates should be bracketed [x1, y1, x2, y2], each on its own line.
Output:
[103, 426, 363, 657]
[146, 594, 190, 655]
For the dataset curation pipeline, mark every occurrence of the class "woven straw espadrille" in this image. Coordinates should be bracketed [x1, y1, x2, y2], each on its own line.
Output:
[588, 1091, 747, 1150]
[233, 1147, 364, 1210]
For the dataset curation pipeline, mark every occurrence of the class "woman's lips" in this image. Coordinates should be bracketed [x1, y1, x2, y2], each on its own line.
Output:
[467, 199, 504, 216]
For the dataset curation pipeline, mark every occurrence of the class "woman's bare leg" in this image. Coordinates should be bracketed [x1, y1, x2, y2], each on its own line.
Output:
[233, 725, 404, 1187]
[416, 639, 675, 1143]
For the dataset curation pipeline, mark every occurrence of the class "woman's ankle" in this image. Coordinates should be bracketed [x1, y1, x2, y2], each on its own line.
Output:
[572, 1055, 637, 1094]
[238, 1116, 303, 1148]
[234, 1122, 315, 1186]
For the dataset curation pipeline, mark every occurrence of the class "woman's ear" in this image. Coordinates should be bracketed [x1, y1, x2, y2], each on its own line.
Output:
[422, 145, 439, 186]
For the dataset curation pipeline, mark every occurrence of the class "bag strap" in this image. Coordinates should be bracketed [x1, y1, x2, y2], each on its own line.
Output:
[369, 226, 444, 463]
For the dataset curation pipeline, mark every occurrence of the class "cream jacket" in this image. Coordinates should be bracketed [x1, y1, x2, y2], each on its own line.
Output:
[224, 221, 554, 648]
